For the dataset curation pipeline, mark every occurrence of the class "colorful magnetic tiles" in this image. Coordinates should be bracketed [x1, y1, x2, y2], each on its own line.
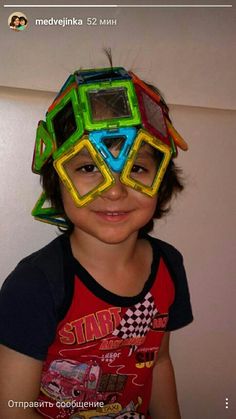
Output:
[31, 67, 188, 226]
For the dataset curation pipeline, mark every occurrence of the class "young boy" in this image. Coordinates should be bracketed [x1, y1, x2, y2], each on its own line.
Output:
[0, 66, 193, 419]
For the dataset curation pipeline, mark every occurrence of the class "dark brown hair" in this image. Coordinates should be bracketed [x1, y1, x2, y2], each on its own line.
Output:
[10, 15, 19, 26]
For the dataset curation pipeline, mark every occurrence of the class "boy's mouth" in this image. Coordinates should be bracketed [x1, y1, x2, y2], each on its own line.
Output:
[105, 211, 126, 216]
[93, 210, 131, 221]
[94, 210, 130, 215]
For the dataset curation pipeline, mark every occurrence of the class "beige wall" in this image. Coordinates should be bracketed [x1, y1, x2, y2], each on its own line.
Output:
[0, 87, 235, 417]
[154, 105, 236, 418]
[1, 2, 236, 110]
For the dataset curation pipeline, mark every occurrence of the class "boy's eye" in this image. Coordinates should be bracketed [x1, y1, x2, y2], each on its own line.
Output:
[76, 164, 99, 173]
[131, 164, 148, 173]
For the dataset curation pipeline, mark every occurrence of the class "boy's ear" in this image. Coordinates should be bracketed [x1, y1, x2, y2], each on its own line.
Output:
[31, 192, 68, 227]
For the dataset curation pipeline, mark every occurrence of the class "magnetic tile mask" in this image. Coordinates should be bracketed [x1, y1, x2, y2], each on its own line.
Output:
[31, 67, 188, 226]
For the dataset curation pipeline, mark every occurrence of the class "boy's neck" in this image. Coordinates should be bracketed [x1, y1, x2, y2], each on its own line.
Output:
[69, 229, 153, 296]
[70, 229, 141, 271]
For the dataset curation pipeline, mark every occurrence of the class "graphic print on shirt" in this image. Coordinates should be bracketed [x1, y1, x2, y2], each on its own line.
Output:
[59, 307, 122, 345]
[55, 291, 163, 385]
[69, 399, 145, 419]
[39, 279, 171, 419]
[111, 292, 158, 356]
[69, 398, 145, 419]
[40, 357, 145, 418]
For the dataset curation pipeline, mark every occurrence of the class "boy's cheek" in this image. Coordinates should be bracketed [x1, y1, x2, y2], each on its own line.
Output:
[60, 181, 75, 208]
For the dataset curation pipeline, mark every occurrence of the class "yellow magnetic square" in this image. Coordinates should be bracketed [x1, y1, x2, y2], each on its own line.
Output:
[53, 136, 114, 207]
[120, 129, 172, 197]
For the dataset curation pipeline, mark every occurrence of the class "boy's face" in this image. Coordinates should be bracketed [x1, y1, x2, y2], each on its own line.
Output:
[60, 143, 158, 244]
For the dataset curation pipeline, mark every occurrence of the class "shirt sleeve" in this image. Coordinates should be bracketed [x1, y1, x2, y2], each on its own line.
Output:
[0, 261, 58, 361]
[165, 251, 193, 331]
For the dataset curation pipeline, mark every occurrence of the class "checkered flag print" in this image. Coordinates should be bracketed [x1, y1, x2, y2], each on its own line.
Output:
[112, 292, 158, 340]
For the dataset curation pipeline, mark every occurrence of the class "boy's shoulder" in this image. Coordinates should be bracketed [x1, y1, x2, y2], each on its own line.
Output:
[146, 234, 183, 263]
[146, 235, 193, 331]
[17, 234, 64, 271]
[2, 235, 66, 315]
[146, 234, 187, 290]
[0, 236, 66, 359]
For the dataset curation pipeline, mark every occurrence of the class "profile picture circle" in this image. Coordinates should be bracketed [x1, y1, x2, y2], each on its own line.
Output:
[8, 12, 28, 31]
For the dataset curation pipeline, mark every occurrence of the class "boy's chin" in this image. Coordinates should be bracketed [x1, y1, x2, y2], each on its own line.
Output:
[94, 231, 136, 245]
[97, 234, 134, 245]
[74, 225, 138, 246]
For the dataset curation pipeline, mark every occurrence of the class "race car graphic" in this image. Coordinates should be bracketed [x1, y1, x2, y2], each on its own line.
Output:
[41, 359, 127, 403]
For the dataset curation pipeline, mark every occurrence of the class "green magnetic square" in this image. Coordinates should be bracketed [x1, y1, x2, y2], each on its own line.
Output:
[78, 80, 141, 131]
[31, 192, 60, 217]
[46, 87, 84, 160]
[32, 121, 55, 173]
[31, 192, 67, 227]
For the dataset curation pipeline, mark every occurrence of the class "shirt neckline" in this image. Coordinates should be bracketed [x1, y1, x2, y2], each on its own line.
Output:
[60, 233, 161, 307]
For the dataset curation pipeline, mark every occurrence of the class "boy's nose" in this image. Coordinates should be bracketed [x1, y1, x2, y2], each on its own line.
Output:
[102, 173, 128, 201]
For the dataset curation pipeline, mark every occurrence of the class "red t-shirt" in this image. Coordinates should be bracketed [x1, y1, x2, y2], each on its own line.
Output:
[0, 233, 193, 419]
[37, 257, 174, 419]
